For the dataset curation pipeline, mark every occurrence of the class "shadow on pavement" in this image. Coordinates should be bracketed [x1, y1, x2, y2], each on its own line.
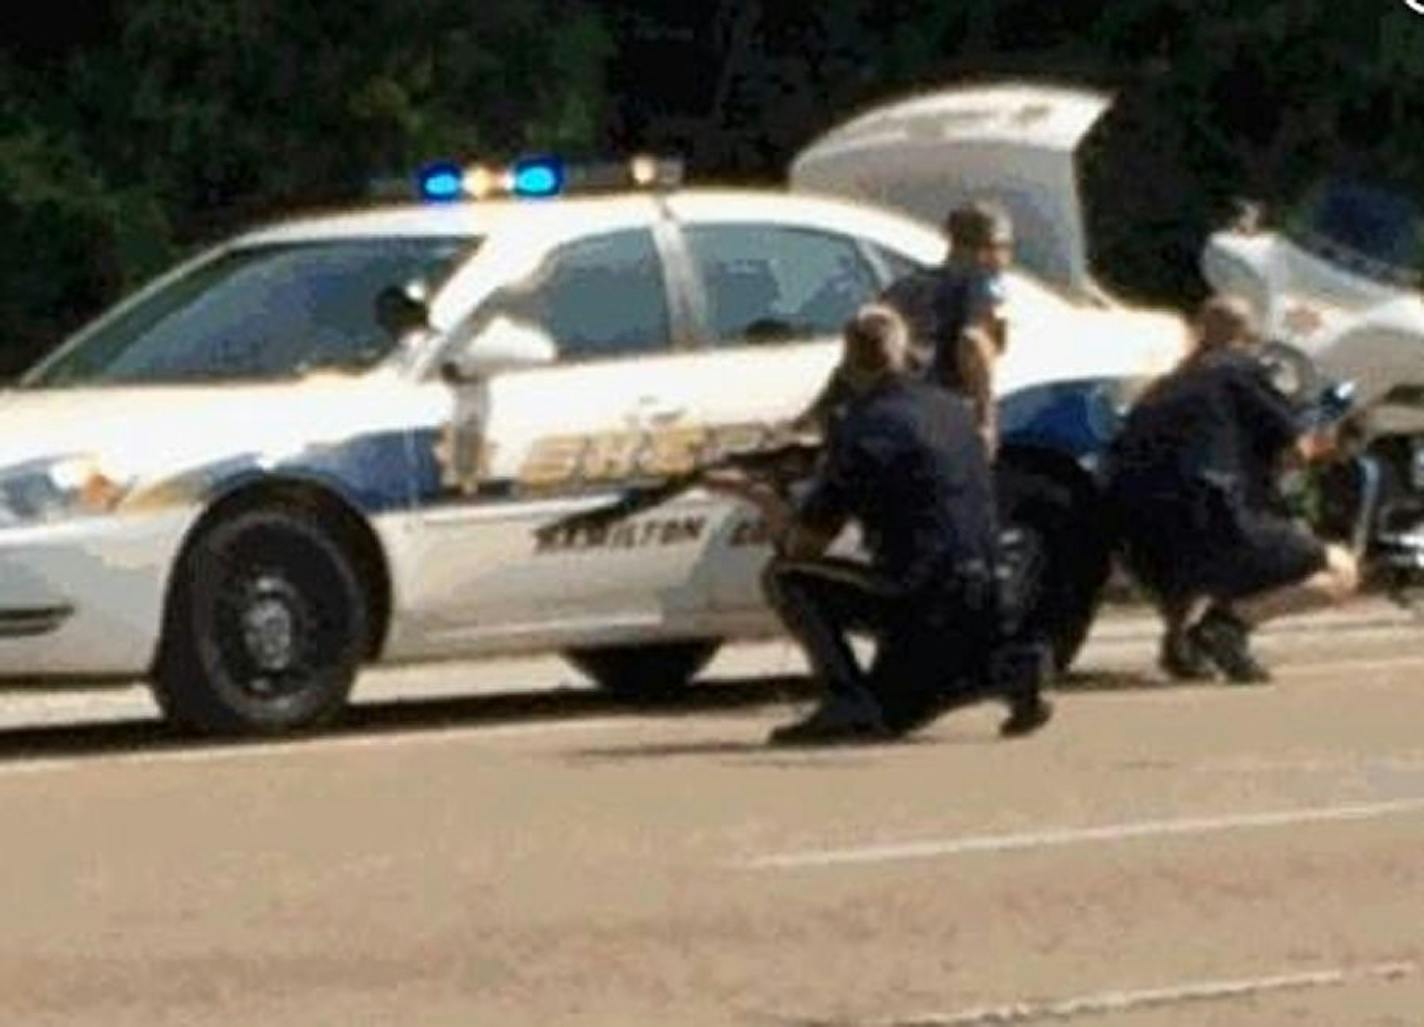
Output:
[1057, 668, 1170, 692]
[0, 666, 1182, 765]
[564, 731, 972, 765]
[0, 675, 819, 765]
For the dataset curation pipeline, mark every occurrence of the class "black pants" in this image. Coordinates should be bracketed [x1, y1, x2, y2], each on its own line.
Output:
[761, 556, 1004, 728]
[1114, 480, 1327, 605]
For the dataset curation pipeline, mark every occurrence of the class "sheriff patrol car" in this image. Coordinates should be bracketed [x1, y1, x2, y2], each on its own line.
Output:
[0, 84, 1187, 735]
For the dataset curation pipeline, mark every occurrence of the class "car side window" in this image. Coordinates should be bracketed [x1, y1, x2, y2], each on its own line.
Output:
[867, 242, 929, 286]
[488, 228, 672, 361]
[683, 224, 880, 346]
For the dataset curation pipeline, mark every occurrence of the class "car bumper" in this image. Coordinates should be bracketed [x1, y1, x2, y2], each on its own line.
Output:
[0, 510, 196, 679]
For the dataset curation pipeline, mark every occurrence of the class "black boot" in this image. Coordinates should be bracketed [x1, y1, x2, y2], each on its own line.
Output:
[992, 642, 1055, 738]
[1159, 627, 1217, 681]
[767, 691, 890, 746]
[1186, 606, 1271, 684]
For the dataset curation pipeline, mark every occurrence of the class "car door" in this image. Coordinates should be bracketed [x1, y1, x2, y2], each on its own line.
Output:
[411, 218, 715, 643]
[658, 209, 892, 613]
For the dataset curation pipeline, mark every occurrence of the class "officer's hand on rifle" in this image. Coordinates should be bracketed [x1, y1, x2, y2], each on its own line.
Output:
[701, 468, 794, 538]
[701, 468, 838, 560]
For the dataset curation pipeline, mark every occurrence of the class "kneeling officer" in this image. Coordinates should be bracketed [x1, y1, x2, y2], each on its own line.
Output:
[1107, 294, 1359, 682]
[704, 304, 1054, 745]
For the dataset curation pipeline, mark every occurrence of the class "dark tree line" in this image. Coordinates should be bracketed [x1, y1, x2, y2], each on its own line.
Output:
[2, 0, 1422, 376]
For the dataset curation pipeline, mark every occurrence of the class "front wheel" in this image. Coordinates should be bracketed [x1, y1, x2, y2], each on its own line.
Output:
[153, 507, 369, 736]
[564, 640, 722, 701]
[996, 465, 1111, 672]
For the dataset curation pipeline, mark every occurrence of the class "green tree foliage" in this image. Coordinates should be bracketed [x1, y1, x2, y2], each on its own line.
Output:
[2, 0, 1422, 373]
[0, 0, 612, 371]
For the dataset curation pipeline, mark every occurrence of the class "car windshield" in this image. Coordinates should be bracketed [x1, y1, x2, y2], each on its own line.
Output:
[20, 236, 478, 387]
[1283, 178, 1424, 287]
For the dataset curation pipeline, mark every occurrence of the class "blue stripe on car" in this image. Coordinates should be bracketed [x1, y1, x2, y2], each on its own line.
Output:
[273, 431, 419, 512]
[154, 380, 1131, 519]
[152, 431, 425, 514]
[999, 377, 1127, 462]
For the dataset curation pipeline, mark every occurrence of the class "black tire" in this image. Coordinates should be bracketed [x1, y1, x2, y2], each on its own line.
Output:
[154, 507, 369, 736]
[564, 640, 722, 701]
[996, 464, 1110, 672]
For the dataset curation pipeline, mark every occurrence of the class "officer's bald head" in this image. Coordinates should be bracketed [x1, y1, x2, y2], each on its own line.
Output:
[840, 304, 910, 390]
[945, 201, 1014, 271]
[1196, 294, 1260, 352]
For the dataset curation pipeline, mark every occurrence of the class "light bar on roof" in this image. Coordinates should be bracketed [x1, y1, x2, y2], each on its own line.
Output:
[415, 154, 684, 202]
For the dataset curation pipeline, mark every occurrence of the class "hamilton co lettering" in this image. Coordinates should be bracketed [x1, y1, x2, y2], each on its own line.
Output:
[535, 514, 708, 554]
[534, 515, 775, 556]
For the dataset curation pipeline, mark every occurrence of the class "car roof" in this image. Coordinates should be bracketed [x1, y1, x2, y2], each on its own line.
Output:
[228, 188, 947, 260]
[232, 195, 653, 246]
[664, 189, 946, 258]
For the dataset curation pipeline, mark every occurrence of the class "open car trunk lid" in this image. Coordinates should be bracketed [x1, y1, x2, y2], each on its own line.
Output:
[790, 82, 1111, 300]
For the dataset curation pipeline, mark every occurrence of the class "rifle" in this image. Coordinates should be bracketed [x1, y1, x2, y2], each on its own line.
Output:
[536, 435, 824, 538]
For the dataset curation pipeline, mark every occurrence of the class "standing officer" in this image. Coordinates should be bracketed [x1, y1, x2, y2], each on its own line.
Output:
[796, 200, 1014, 457]
[1106, 294, 1359, 682]
[706, 303, 1053, 745]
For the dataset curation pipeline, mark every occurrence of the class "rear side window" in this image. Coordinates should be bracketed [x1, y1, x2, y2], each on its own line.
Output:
[499, 228, 672, 361]
[867, 242, 929, 285]
[683, 224, 880, 345]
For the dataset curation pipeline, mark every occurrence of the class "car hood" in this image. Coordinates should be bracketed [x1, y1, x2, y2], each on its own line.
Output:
[0, 370, 439, 485]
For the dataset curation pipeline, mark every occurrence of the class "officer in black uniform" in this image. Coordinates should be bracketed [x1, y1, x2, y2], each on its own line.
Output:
[797, 201, 1013, 457]
[1106, 295, 1360, 682]
[705, 303, 1053, 744]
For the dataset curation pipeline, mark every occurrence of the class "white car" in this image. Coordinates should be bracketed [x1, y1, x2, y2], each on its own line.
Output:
[0, 85, 1185, 735]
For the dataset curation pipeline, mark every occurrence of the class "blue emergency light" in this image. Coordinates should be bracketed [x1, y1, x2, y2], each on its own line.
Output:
[417, 161, 465, 202]
[511, 156, 565, 198]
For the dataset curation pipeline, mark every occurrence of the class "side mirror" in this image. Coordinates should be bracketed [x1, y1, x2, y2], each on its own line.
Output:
[1256, 338, 1322, 402]
[375, 280, 431, 339]
[440, 316, 557, 383]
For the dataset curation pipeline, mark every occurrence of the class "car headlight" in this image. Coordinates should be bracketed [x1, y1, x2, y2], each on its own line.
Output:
[0, 455, 135, 528]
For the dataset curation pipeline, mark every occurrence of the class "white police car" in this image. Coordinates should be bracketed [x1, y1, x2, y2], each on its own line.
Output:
[0, 84, 1186, 735]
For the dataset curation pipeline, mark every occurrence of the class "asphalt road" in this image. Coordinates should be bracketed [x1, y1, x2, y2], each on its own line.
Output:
[2, 599, 1422, 1026]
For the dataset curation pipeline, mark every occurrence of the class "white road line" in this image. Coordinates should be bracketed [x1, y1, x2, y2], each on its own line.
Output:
[1090, 623, 1423, 650]
[790, 960, 1418, 1026]
[741, 797, 1424, 870]
[1286, 653, 1424, 676]
[1076, 654, 1424, 701]
[0, 717, 633, 778]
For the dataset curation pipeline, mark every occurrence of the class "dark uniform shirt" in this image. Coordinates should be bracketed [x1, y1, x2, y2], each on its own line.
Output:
[797, 376, 998, 595]
[1106, 346, 1326, 601]
[1108, 348, 1300, 511]
[880, 263, 1003, 392]
[797, 263, 1004, 432]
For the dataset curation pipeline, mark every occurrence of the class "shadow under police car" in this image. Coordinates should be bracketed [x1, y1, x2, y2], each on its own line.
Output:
[0, 666, 1176, 766]
[0, 675, 819, 765]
